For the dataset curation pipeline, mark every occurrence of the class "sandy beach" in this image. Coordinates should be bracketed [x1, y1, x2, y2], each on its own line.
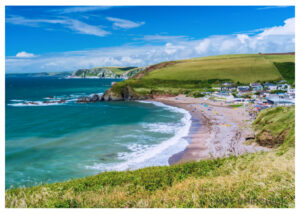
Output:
[153, 95, 269, 164]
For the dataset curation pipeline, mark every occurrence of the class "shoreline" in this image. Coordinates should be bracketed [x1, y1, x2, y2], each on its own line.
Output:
[153, 95, 270, 164]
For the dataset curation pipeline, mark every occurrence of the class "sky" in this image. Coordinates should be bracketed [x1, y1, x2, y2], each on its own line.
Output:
[5, 6, 295, 73]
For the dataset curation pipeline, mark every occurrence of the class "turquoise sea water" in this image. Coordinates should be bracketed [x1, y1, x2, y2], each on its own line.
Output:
[5, 77, 191, 189]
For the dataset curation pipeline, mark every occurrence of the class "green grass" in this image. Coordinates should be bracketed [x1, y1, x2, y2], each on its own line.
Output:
[253, 106, 295, 152]
[273, 62, 295, 85]
[263, 55, 295, 63]
[142, 54, 282, 83]
[6, 106, 295, 208]
[230, 104, 243, 108]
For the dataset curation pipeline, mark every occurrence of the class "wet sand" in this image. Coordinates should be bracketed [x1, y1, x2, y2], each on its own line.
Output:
[153, 95, 269, 164]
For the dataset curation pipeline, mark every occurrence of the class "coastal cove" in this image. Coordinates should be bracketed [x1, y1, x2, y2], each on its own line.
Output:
[5, 77, 191, 189]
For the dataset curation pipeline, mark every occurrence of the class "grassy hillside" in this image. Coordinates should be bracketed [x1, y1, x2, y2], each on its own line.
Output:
[6, 106, 295, 208]
[273, 62, 295, 86]
[108, 54, 294, 98]
[263, 55, 295, 63]
[142, 54, 282, 82]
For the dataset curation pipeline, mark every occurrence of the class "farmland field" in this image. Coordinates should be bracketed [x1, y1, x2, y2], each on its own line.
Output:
[141, 54, 283, 83]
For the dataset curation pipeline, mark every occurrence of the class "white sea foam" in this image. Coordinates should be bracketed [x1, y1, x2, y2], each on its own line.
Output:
[8, 101, 63, 107]
[8, 92, 104, 107]
[141, 122, 177, 134]
[85, 100, 191, 171]
[10, 99, 24, 102]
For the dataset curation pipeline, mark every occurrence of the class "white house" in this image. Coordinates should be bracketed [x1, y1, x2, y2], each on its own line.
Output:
[264, 83, 277, 91]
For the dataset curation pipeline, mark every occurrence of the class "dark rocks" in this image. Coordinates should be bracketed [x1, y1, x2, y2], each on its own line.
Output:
[245, 133, 255, 140]
[256, 131, 274, 147]
[43, 100, 57, 104]
[58, 99, 66, 103]
[91, 94, 101, 102]
[26, 101, 39, 105]
[256, 128, 290, 148]
[76, 94, 101, 103]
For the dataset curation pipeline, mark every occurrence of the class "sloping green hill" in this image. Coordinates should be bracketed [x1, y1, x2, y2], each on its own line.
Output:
[6, 106, 295, 208]
[140, 54, 283, 83]
[105, 54, 294, 99]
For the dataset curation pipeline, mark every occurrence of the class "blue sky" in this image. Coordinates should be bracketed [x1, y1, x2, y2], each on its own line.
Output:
[5, 6, 295, 73]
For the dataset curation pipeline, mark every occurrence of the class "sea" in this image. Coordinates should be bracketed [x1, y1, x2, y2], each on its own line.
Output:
[5, 76, 191, 189]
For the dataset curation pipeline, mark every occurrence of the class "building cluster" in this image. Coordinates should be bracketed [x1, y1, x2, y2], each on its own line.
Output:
[203, 80, 295, 116]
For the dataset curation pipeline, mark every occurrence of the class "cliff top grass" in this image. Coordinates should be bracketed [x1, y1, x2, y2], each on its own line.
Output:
[140, 54, 287, 83]
[6, 106, 295, 208]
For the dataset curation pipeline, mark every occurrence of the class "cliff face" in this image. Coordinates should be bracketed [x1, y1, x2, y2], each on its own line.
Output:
[102, 85, 147, 101]
[72, 67, 143, 79]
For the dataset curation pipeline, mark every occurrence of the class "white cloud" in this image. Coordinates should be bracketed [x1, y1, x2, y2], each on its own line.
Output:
[16, 51, 35, 58]
[237, 34, 250, 44]
[6, 17, 295, 73]
[6, 16, 110, 37]
[195, 39, 211, 54]
[257, 17, 295, 39]
[6, 16, 65, 27]
[140, 35, 188, 41]
[257, 6, 290, 10]
[66, 19, 110, 37]
[53, 6, 112, 14]
[106, 17, 145, 29]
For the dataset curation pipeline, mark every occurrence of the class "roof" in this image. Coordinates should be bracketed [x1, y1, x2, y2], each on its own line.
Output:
[264, 83, 277, 86]
[251, 83, 262, 86]
[266, 95, 295, 104]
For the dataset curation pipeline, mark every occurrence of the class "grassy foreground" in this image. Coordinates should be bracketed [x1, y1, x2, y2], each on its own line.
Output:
[6, 106, 295, 208]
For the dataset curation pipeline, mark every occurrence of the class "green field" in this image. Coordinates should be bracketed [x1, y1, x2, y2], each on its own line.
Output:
[108, 54, 294, 98]
[6, 106, 295, 208]
[142, 54, 283, 83]
[263, 55, 295, 63]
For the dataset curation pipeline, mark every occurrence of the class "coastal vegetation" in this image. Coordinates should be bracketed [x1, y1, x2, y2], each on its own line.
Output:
[6, 106, 295, 208]
[273, 62, 295, 86]
[72, 67, 142, 79]
[105, 54, 295, 99]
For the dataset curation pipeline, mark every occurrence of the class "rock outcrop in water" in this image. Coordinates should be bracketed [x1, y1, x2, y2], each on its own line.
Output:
[76, 94, 102, 103]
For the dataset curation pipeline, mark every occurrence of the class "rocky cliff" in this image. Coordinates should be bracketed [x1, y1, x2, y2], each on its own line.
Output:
[72, 67, 143, 79]
[102, 85, 147, 101]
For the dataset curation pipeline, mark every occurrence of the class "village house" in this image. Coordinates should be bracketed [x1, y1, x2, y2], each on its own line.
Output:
[264, 83, 277, 91]
[220, 86, 237, 92]
[266, 94, 295, 106]
[250, 83, 263, 91]
[237, 86, 250, 93]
